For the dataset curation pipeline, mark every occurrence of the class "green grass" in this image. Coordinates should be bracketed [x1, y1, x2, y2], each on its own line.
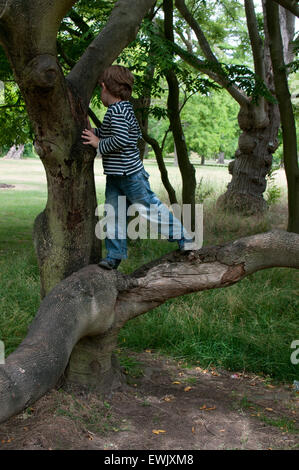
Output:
[0, 159, 298, 382]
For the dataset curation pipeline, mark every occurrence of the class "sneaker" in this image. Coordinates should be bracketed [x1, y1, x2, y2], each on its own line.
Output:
[98, 257, 121, 270]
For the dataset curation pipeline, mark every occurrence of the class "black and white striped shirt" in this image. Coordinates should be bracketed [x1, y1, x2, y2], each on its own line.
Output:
[94, 101, 143, 176]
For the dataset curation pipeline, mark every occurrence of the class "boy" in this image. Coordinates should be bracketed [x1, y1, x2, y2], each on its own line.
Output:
[82, 65, 193, 270]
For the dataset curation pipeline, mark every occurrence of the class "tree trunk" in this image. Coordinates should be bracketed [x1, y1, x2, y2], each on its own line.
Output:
[131, 95, 150, 161]
[164, 0, 196, 227]
[3, 144, 24, 159]
[173, 143, 179, 166]
[142, 129, 178, 205]
[218, 2, 295, 215]
[66, 330, 125, 393]
[23, 62, 101, 298]
[217, 100, 280, 214]
[217, 151, 225, 164]
[0, 229, 298, 424]
[265, 0, 299, 233]
[0, 0, 156, 296]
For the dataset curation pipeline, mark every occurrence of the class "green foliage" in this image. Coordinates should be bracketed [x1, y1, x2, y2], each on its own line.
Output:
[0, 83, 33, 148]
[148, 88, 240, 158]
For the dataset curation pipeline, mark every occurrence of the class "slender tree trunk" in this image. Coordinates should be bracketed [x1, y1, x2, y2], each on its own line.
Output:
[218, 151, 225, 164]
[142, 129, 178, 205]
[131, 95, 150, 161]
[164, 0, 196, 227]
[265, 0, 299, 233]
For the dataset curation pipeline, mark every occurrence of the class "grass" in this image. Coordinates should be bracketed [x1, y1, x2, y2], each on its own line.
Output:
[0, 159, 298, 382]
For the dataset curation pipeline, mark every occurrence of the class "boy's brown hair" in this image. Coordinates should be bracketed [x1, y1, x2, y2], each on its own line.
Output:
[101, 65, 134, 101]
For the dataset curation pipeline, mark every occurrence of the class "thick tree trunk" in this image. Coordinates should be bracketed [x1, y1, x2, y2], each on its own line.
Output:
[217, 100, 280, 214]
[218, 2, 295, 215]
[66, 331, 125, 392]
[20, 61, 101, 297]
[0, 229, 298, 424]
[0, 0, 156, 296]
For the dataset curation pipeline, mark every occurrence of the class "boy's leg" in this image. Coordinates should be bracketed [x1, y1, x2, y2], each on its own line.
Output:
[120, 169, 193, 246]
[103, 175, 128, 262]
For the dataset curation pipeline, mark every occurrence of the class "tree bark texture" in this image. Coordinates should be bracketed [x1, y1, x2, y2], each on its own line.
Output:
[0, 0, 157, 296]
[217, 99, 280, 214]
[271, 0, 299, 17]
[0, 229, 298, 424]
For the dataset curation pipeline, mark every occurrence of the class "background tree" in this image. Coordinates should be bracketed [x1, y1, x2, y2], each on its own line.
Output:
[265, 0, 299, 233]
[174, 0, 295, 215]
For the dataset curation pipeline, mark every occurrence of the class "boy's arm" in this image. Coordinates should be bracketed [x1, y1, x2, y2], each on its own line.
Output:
[98, 110, 130, 155]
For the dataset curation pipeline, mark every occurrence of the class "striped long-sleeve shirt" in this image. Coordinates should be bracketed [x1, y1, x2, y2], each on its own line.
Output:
[94, 101, 143, 176]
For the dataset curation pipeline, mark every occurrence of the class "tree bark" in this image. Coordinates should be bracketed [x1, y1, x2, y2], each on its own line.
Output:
[0, 229, 298, 424]
[0, 0, 157, 297]
[3, 144, 24, 159]
[265, 0, 299, 233]
[217, 98, 280, 214]
[218, 152, 225, 164]
[142, 129, 178, 205]
[164, 0, 196, 227]
[271, 0, 299, 17]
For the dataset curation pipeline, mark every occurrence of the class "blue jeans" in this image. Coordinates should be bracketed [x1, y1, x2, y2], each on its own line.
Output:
[104, 168, 192, 260]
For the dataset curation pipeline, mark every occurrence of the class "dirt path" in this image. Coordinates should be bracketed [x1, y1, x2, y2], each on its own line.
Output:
[0, 351, 298, 450]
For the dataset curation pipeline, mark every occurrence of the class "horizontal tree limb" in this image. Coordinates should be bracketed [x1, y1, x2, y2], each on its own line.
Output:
[0, 229, 298, 424]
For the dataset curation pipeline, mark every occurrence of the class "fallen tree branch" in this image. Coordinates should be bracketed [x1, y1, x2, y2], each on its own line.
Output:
[0, 229, 298, 424]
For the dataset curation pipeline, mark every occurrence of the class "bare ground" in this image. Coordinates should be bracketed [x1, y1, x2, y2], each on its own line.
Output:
[0, 350, 298, 451]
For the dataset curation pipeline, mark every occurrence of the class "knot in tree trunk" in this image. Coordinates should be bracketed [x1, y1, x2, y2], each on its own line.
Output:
[23, 54, 60, 89]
